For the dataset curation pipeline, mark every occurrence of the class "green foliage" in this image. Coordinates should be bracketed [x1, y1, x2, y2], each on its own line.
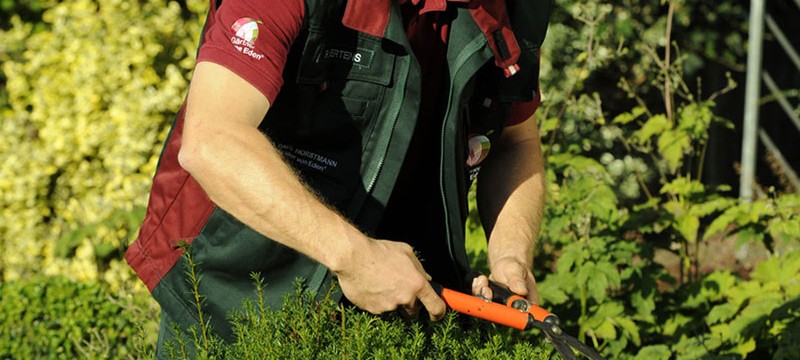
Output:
[0, 275, 157, 359]
[651, 248, 800, 358]
[529, 0, 799, 358]
[162, 276, 551, 360]
[0, 0, 53, 29]
[0, 0, 797, 358]
[0, 0, 206, 288]
[159, 246, 551, 359]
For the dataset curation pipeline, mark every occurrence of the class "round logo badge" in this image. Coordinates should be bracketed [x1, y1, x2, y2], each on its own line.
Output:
[231, 18, 261, 46]
[467, 135, 491, 167]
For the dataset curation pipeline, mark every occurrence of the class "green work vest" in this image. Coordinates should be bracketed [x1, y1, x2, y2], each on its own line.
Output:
[153, 0, 551, 341]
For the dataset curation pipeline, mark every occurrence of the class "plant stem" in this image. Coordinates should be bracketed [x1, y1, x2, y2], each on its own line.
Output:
[664, 0, 675, 122]
[182, 244, 210, 354]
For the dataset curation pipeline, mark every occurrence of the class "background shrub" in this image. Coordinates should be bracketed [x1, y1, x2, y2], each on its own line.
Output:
[0, 275, 157, 360]
[0, 0, 205, 289]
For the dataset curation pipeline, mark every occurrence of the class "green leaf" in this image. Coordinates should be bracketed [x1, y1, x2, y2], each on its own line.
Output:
[557, 245, 582, 275]
[657, 130, 691, 174]
[673, 335, 720, 359]
[750, 254, 785, 284]
[692, 197, 734, 218]
[731, 338, 757, 357]
[660, 177, 703, 196]
[576, 261, 598, 288]
[537, 279, 569, 305]
[677, 102, 715, 137]
[706, 303, 739, 325]
[612, 106, 647, 125]
[634, 345, 671, 360]
[768, 219, 800, 244]
[587, 271, 609, 302]
[592, 319, 617, 340]
[675, 213, 700, 243]
[703, 205, 741, 239]
[631, 291, 656, 323]
[633, 114, 669, 145]
[615, 317, 641, 346]
[540, 116, 560, 133]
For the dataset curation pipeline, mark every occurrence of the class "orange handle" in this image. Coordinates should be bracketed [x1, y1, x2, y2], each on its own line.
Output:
[435, 286, 530, 330]
[486, 280, 557, 324]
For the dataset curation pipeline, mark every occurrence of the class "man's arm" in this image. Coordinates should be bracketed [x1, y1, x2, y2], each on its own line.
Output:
[179, 62, 445, 318]
[472, 114, 546, 303]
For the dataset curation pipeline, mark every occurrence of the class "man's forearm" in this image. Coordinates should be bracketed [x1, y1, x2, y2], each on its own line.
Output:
[179, 63, 366, 274]
[476, 119, 546, 268]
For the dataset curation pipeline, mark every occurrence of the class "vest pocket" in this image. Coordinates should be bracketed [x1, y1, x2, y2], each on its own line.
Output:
[295, 31, 395, 134]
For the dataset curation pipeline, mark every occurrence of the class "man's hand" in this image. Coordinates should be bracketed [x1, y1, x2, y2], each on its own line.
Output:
[471, 256, 540, 304]
[335, 239, 447, 321]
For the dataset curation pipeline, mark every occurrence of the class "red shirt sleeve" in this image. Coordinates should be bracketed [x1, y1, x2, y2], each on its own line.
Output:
[197, 0, 305, 103]
[504, 90, 541, 126]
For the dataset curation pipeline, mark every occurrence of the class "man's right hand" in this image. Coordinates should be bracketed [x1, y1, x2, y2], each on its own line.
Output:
[334, 239, 446, 321]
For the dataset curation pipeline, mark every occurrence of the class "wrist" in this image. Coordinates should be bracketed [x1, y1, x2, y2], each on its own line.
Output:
[324, 224, 371, 276]
[487, 239, 534, 270]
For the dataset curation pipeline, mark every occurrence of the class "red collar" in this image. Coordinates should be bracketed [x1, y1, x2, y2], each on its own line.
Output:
[341, 0, 393, 39]
[342, 0, 521, 77]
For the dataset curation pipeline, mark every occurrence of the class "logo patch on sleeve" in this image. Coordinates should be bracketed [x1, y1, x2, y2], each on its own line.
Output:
[230, 18, 266, 60]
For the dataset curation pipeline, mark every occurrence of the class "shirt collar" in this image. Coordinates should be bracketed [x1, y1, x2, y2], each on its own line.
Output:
[341, 0, 521, 77]
[342, 0, 468, 37]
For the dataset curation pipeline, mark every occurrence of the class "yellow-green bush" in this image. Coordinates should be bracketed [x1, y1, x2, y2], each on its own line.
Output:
[0, 0, 207, 290]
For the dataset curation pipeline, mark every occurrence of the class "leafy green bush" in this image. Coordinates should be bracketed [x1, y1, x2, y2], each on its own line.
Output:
[0, 276, 157, 360]
[528, 0, 800, 358]
[661, 248, 800, 359]
[0, 0, 206, 288]
[161, 275, 552, 360]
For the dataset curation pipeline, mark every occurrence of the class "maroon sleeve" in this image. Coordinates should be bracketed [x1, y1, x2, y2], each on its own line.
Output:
[197, 0, 305, 103]
[504, 90, 541, 126]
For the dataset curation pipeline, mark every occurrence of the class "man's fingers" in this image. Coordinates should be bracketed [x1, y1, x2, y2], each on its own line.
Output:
[471, 274, 492, 299]
[418, 284, 447, 321]
[507, 266, 530, 295]
[491, 260, 530, 296]
[401, 302, 420, 319]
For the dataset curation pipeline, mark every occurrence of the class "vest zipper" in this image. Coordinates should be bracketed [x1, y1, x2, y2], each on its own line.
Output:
[439, 36, 488, 273]
[366, 53, 411, 193]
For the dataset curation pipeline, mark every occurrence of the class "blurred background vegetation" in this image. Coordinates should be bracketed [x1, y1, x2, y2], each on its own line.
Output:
[1, 0, 798, 358]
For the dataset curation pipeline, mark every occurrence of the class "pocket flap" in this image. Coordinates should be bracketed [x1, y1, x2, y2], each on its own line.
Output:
[297, 32, 395, 86]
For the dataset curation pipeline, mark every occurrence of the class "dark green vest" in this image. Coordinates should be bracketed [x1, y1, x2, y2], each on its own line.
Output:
[154, 0, 551, 341]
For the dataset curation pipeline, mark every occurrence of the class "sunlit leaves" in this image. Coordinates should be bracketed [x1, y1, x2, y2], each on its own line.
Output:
[0, 0, 206, 288]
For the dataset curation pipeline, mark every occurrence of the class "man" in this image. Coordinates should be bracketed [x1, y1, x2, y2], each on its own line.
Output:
[125, 0, 551, 353]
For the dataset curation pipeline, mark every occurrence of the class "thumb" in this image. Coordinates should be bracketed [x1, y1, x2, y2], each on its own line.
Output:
[508, 270, 528, 295]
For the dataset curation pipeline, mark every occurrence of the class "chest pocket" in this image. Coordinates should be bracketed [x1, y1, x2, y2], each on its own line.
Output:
[293, 30, 396, 148]
[262, 29, 396, 211]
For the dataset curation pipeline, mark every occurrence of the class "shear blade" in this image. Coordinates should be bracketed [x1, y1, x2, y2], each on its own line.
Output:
[531, 321, 606, 360]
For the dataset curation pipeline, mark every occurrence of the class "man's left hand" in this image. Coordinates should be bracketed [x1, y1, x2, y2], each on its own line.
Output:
[471, 256, 540, 304]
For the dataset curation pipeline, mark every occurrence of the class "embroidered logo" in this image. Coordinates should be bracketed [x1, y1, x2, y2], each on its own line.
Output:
[230, 18, 266, 60]
[232, 18, 261, 45]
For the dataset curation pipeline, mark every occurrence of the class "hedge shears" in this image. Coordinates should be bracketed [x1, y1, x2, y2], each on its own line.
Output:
[432, 279, 606, 360]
